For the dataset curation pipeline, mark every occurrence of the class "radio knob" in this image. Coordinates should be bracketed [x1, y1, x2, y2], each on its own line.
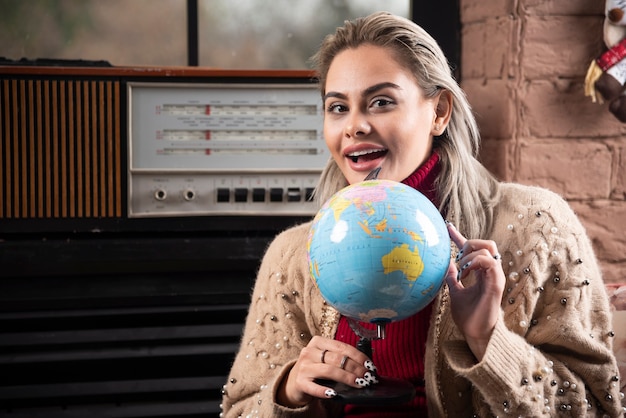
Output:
[270, 188, 284, 202]
[252, 188, 266, 202]
[234, 188, 248, 202]
[287, 187, 301, 202]
[217, 188, 230, 202]
[154, 189, 167, 201]
[183, 188, 196, 201]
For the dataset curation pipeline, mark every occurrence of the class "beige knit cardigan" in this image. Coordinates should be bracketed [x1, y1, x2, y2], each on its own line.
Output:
[221, 183, 624, 417]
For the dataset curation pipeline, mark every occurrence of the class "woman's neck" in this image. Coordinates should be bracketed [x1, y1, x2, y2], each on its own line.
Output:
[401, 151, 440, 206]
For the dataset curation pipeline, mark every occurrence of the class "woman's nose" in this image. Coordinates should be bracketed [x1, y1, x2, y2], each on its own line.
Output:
[344, 112, 371, 138]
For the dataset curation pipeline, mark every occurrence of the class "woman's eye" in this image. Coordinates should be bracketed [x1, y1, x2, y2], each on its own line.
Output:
[372, 98, 393, 108]
[326, 103, 347, 113]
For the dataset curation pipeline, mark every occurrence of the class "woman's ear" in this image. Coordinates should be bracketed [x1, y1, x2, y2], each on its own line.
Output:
[431, 90, 453, 136]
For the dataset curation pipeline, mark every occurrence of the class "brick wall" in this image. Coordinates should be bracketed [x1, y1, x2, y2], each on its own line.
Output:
[460, 0, 626, 283]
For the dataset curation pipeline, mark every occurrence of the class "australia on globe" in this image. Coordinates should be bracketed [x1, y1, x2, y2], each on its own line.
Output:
[307, 179, 451, 324]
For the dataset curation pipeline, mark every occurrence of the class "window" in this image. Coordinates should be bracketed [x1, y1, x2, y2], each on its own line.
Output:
[0, 0, 410, 68]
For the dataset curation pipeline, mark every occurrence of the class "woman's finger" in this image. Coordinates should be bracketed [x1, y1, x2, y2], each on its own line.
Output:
[308, 337, 371, 371]
[300, 379, 339, 399]
[445, 259, 464, 289]
[446, 220, 466, 248]
[302, 337, 378, 389]
[447, 221, 501, 264]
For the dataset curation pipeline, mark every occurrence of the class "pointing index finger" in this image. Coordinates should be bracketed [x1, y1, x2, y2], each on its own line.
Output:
[446, 221, 467, 248]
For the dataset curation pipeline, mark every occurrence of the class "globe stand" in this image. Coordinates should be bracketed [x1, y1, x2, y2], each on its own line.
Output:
[320, 319, 416, 405]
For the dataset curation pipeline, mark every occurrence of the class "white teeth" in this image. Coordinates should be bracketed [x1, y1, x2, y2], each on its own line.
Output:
[347, 149, 386, 157]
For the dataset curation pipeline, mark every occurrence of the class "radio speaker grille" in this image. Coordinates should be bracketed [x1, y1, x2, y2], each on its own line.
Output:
[0, 78, 122, 219]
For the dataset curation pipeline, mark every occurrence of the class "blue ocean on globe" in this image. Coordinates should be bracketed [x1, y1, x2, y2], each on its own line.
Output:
[307, 179, 450, 324]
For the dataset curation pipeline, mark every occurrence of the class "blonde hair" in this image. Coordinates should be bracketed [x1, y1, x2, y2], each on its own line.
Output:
[310, 11, 500, 239]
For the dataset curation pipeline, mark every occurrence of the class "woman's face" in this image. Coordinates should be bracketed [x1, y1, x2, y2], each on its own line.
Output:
[323, 44, 448, 184]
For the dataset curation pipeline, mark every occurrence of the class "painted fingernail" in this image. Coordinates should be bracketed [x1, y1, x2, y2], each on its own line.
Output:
[445, 220, 455, 229]
[364, 371, 379, 384]
[325, 388, 337, 398]
[455, 249, 464, 262]
[457, 261, 471, 282]
[355, 377, 370, 387]
[364, 360, 377, 372]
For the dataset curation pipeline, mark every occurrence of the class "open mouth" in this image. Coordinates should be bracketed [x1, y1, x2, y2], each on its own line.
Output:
[346, 149, 388, 163]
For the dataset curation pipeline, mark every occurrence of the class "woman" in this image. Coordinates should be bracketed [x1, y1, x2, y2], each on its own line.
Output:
[221, 12, 624, 417]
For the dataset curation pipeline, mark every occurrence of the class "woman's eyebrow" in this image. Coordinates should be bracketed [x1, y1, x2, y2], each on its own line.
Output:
[363, 82, 402, 96]
[323, 91, 347, 102]
[323, 82, 402, 102]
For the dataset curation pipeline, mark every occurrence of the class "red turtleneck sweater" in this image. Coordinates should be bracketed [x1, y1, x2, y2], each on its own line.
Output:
[336, 152, 441, 417]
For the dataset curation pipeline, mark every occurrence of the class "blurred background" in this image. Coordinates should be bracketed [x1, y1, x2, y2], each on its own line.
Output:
[0, 0, 410, 68]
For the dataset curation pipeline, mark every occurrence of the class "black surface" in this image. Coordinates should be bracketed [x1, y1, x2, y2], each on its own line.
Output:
[320, 377, 416, 405]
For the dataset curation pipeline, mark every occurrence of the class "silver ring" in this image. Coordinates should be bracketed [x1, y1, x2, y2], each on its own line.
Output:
[339, 355, 348, 370]
[321, 349, 328, 364]
[493, 253, 502, 261]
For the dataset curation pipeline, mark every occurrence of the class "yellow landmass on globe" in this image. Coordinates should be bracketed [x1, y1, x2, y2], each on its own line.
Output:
[311, 259, 320, 278]
[407, 230, 424, 243]
[381, 243, 424, 281]
[357, 220, 382, 239]
[329, 196, 355, 221]
[375, 218, 387, 232]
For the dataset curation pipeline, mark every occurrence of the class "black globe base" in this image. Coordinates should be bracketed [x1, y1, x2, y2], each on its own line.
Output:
[319, 376, 415, 405]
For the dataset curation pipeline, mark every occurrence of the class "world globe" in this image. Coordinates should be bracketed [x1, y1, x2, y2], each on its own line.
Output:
[307, 179, 450, 324]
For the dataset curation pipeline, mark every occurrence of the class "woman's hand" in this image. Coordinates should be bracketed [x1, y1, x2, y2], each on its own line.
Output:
[276, 336, 378, 408]
[444, 222, 506, 361]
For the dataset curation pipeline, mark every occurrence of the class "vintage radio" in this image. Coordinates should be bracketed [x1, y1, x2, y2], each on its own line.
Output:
[0, 64, 324, 417]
